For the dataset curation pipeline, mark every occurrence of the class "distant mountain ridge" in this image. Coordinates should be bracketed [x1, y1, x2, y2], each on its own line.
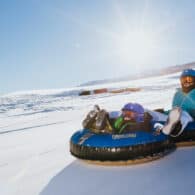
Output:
[80, 62, 195, 87]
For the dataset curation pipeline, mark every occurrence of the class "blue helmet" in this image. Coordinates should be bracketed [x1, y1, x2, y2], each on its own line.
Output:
[122, 103, 144, 122]
[180, 69, 195, 78]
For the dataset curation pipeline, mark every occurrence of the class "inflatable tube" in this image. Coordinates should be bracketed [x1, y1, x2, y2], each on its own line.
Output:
[70, 128, 175, 162]
[170, 121, 195, 146]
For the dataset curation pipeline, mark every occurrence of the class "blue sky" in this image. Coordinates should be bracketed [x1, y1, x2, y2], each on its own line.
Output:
[1, 0, 195, 94]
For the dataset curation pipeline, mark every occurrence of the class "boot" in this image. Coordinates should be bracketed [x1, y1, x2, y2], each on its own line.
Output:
[95, 109, 108, 130]
[162, 107, 182, 135]
[82, 105, 100, 129]
[170, 121, 183, 137]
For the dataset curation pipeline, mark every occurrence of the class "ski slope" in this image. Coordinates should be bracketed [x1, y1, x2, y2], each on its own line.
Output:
[0, 73, 194, 195]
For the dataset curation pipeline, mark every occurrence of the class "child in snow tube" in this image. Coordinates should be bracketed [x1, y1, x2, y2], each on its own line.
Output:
[113, 103, 152, 133]
[71, 104, 174, 162]
[82, 103, 153, 134]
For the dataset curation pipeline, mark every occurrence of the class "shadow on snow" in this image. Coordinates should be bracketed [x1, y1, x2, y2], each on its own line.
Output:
[40, 147, 195, 195]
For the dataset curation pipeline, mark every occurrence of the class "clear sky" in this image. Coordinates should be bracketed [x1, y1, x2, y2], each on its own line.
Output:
[1, 0, 195, 94]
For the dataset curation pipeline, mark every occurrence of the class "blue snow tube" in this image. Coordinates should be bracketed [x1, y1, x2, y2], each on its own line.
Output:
[169, 121, 195, 144]
[70, 124, 175, 161]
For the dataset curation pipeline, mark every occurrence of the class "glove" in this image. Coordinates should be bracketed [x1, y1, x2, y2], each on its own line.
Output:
[153, 123, 164, 135]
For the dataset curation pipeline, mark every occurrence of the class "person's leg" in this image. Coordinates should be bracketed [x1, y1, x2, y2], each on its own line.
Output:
[145, 109, 168, 121]
[162, 107, 181, 135]
[162, 108, 193, 137]
[179, 110, 193, 130]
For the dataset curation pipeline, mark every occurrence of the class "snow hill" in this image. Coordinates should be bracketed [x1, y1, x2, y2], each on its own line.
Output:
[0, 72, 194, 195]
[80, 62, 195, 86]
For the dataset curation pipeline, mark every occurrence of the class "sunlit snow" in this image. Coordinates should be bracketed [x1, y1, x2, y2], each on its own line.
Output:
[0, 72, 194, 195]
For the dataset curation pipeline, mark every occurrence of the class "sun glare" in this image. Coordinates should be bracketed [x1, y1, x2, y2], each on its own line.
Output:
[116, 31, 156, 66]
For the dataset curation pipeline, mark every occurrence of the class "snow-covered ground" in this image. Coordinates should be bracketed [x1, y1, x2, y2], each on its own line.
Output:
[0, 72, 194, 195]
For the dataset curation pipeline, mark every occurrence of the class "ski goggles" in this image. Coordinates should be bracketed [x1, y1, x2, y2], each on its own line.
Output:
[180, 76, 194, 85]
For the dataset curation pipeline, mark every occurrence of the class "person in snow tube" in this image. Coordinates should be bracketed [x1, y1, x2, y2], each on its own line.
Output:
[72, 103, 175, 162]
[155, 69, 195, 137]
[82, 103, 153, 134]
[113, 103, 152, 133]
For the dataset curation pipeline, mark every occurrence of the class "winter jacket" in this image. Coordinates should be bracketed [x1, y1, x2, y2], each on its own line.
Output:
[172, 88, 195, 118]
[113, 113, 152, 133]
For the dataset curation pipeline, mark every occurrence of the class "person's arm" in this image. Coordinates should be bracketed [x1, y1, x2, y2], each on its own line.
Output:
[114, 117, 124, 130]
[172, 92, 178, 108]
